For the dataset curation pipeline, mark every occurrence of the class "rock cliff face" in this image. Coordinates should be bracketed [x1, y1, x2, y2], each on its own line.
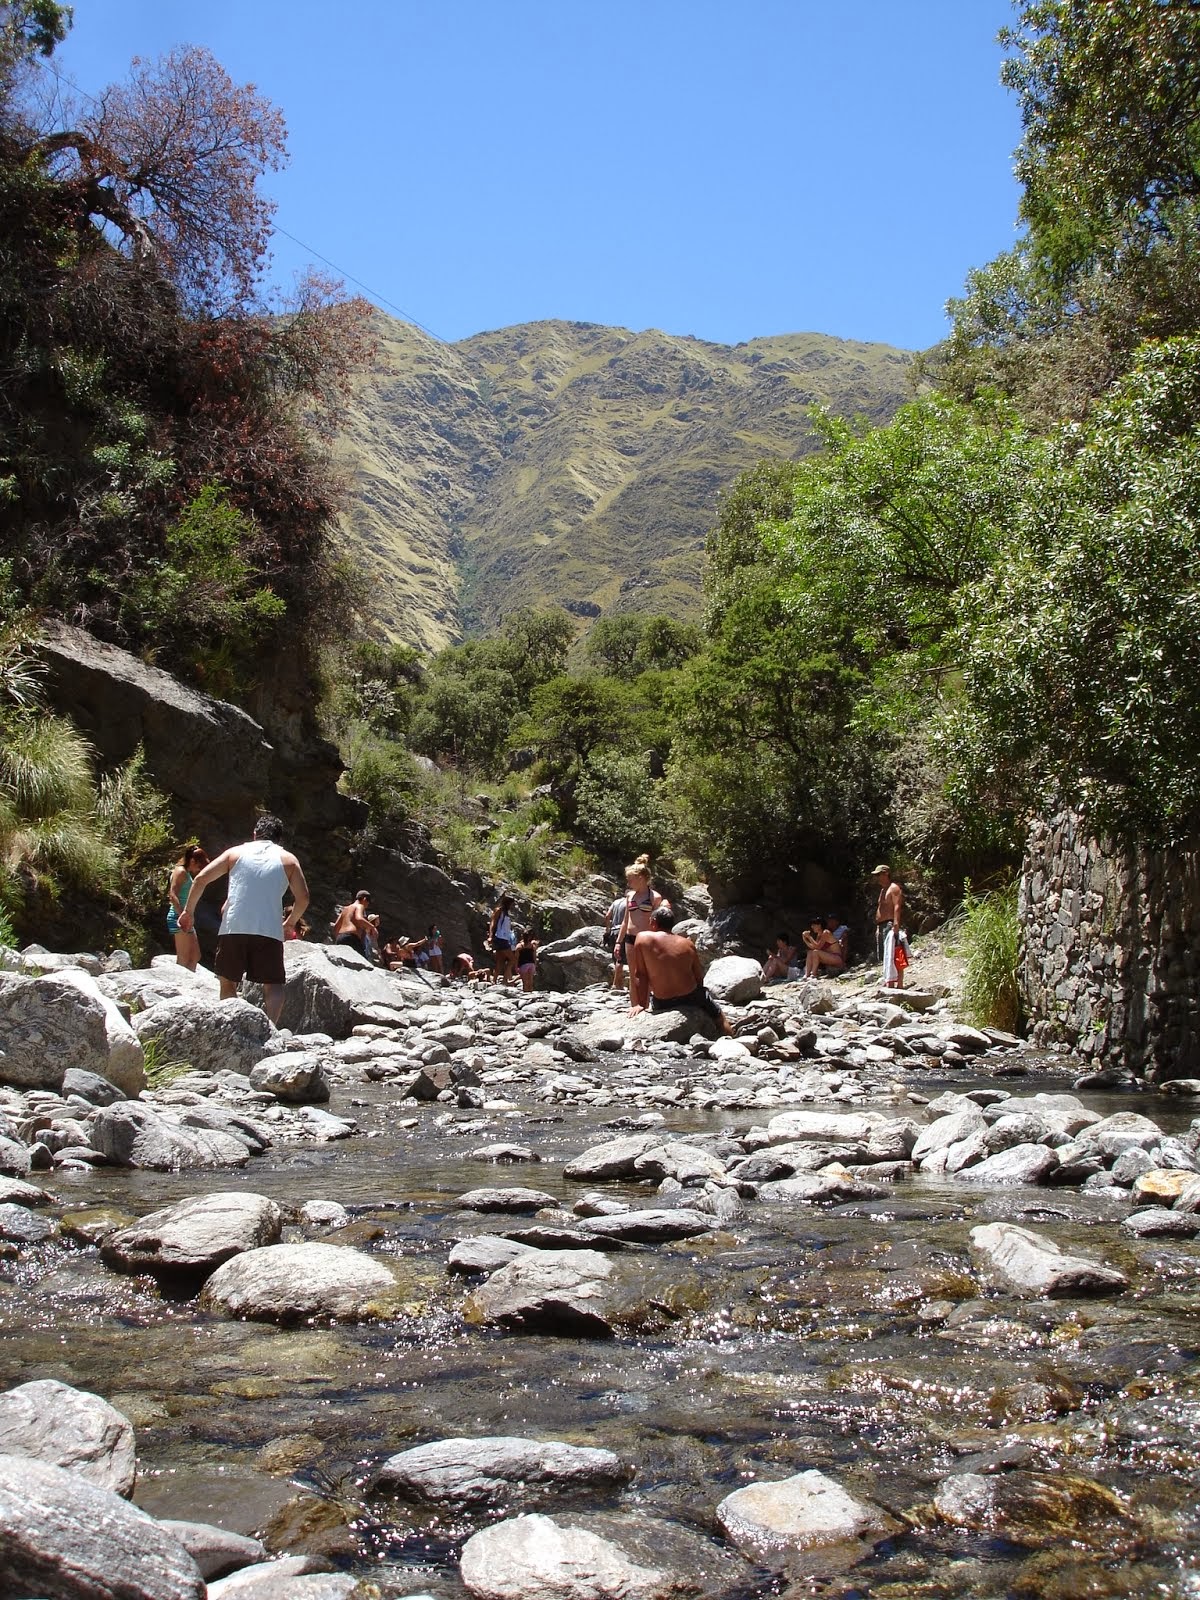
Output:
[35, 624, 480, 946]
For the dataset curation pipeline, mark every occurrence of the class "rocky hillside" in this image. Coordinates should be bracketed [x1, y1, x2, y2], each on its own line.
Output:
[335, 315, 913, 647]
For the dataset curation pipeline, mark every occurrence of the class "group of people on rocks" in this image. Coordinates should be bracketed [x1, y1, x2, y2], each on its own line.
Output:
[168, 819, 914, 1032]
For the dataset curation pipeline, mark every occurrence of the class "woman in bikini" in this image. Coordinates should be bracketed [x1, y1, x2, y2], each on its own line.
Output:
[167, 844, 209, 970]
[616, 854, 667, 970]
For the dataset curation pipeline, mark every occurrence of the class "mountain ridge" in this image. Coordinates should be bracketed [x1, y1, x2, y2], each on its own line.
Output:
[334, 314, 914, 647]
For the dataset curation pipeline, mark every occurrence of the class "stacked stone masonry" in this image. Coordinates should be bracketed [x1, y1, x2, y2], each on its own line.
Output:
[1021, 810, 1200, 1081]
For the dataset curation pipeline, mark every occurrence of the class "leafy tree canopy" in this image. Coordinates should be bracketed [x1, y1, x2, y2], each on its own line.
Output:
[948, 335, 1200, 843]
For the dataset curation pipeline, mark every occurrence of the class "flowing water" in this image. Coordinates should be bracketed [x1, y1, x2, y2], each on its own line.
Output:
[3, 1075, 1199, 1598]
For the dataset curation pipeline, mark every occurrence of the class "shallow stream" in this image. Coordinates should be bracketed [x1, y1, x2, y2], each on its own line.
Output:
[3, 1074, 1199, 1598]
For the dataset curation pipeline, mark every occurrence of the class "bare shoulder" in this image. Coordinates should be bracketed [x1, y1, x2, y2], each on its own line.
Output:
[280, 849, 303, 871]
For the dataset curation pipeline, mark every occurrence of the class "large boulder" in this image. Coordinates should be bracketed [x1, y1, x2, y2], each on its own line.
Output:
[0, 1379, 136, 1497]
[248, 1050, 331, 1104]
[0, 1452, 204, 1600]
[703, 956, 763, 1006]
[132, 996, 275, 1078]
[250, 942, 412, 1037]
[37, 619, 272, 835]
[537, 930, 612, 993]
[91, 1104, 251, 1170]
[0, 969, 144, 1095]
[200, 1241, 407, 1323]
[102, 1193, 283, 1277]
[970, 1223, 1129, 1298]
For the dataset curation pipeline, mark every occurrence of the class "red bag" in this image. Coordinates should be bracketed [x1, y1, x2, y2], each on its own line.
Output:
[893, 941, 908, 971]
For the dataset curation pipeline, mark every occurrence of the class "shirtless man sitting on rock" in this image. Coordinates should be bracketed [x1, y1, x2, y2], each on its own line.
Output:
[628, 904, 732, 1035]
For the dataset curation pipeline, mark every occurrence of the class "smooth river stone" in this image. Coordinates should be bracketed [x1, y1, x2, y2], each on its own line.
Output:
[757, 1173, 885, 1205]
[448, 1237, 537, 1274]
[969, 1223, 1129, 1298]
[717, 1469, 897, 1562]
[157, 1520, 267, 1581]
[1121, 1208, 1200, 1238]
[0, 1201, 54, 1243]
[954, 1144, 1060, 1185]
[200, 1242, 405, 1323]
[0, 1378, 136, 1496]
[0, 1452, 203, 1600]
[459, 1513, 670, 1600]
[375, 1435, 628, 1507]
[574, 1208, 714, 1244]
[465, 1249, 619, 1336]
[102, 1192, 283, 1276]
[457, 1188, 558, 1212]
[563, 1135, 665, 1182]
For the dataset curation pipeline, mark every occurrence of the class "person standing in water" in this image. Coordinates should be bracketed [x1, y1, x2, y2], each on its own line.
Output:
[178, 814, 309, 1025]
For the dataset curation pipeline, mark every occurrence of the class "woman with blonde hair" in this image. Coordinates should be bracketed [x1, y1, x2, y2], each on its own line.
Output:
[616, 854, 668, 973]
[167, 844, 209, 971]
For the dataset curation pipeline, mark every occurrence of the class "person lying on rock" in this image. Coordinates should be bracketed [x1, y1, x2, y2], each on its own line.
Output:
[178, 813, 309, 1026]
[628, 904, 732, 1035]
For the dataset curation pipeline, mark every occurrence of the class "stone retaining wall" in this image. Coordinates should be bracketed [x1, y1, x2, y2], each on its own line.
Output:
[1020, 811, 1200, 1080]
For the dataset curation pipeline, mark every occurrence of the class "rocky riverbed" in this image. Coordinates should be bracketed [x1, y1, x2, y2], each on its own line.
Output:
[2, 939, 1200, 1598]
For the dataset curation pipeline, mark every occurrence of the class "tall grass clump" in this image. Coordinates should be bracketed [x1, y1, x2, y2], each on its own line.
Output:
[949, 879, 1021, 1033]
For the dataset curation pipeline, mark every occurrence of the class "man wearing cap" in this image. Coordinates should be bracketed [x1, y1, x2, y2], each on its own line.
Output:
[872, 863, 909, 989]
[178, 814, 309, 1025]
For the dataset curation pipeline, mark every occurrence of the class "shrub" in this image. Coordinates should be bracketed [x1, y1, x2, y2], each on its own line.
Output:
[494, 834, 541, 885]
[573, 751, 668, 863]
[948, 880, 1021, 1033]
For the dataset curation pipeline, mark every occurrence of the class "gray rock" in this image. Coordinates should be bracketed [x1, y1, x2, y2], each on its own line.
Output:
[563, 1135, 665, 1182]
[102, 1193, 283, 1277]
[156, 1521, 267, 1581]
[0, 1175, 50, 1206]
[91, 1104, 250, 1170]
[300, 1200, 349, 1229]
[717, 1469, 897, 1562]
[248, 1050, 331, 1104]
[0, 1451, 203, 1599]
[459, 1512, 670, 1600]
[1076, 1112, 1167, 1160]
[703, 956, 763, 1006]
[758, 1173, 885, 1205]
[631, 1142, 726, 1185]
[954, 1144, 1060, 1186]
[251, 941, 414, 1039]
[448, 1237, 537, 1274]
[970, 1222, 1129, 1297]
[1111, 1146, 1158, 1185]
[458, 1188, 559, 1212]
[61, 1067, 127, 1107]
[1121, 1208, 1200, 1238]
[0, 1379, 136, 1497]
[1173, 1176, 1200, 1213]
[575, 1208, 714, 1244]
[133, 996, 274, 1078]
[536, 936, 614, 994]
[912, 1109, 988, 1163]
[375, 1436, 628, 1507]
[764, 1110, 898, 1148]
[0, 1134, 31, 1175]
[203, 1559, 355, 1600]
[465, 1249, 620, 1336]
[201, 1241, 404, 1323]
[0, 1201, 54, 1242]
[0, 969, 144, 1095]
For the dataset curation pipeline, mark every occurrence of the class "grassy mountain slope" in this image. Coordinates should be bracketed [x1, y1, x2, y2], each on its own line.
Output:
[336, 315, 912, 645]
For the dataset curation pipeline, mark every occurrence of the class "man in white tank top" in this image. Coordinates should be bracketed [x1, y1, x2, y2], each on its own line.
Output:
[178, 814, 309, 1024]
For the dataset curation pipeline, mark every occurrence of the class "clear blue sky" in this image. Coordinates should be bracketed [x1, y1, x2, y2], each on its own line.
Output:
[52, 2, 1022, 351]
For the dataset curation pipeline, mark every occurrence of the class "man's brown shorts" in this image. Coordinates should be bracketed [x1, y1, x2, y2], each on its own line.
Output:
[214, 934, 285, 986]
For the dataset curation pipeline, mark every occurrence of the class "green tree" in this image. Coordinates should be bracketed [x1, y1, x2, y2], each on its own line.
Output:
[948, 336, 1200, 844]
